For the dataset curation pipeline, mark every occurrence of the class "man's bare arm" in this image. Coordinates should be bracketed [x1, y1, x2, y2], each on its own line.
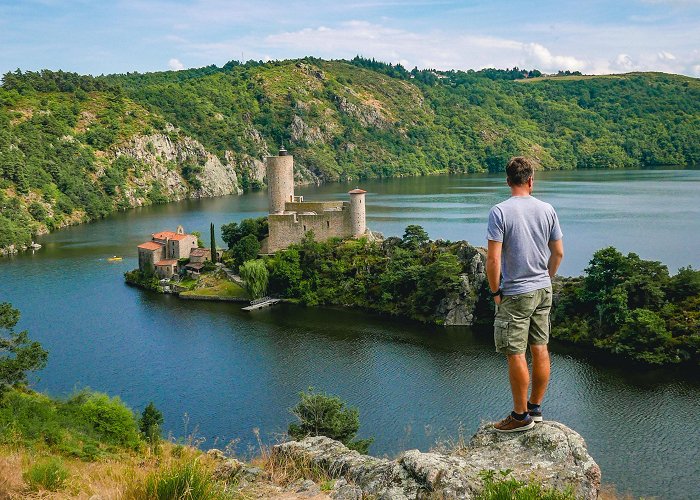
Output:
[487, 240, 502, 302]
[547, 239, 564, 278]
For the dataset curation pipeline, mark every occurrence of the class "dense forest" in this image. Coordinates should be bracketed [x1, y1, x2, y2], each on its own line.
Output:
[1, 57, 699, 250]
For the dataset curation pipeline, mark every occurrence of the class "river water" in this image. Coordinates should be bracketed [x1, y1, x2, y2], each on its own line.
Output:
[2, 169, 699, 498]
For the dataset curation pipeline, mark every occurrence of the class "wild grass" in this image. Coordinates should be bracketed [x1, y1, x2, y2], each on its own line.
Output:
[477, 470, 575, 500]
[126, 457, 230, 500]
[22, 456, 69, 491]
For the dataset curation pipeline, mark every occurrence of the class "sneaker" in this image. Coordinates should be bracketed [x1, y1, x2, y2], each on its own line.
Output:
[528, 405, 543, 423]
[493, 413, 535, 433]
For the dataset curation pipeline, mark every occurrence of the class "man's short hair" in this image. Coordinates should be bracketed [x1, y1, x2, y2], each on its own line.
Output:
[506, 157, 534, 186]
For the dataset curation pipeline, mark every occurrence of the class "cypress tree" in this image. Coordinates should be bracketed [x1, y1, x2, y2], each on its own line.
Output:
[210, 222, 216, 263]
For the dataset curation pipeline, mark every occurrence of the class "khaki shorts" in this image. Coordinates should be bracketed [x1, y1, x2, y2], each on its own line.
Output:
[494, 287, 552, 355]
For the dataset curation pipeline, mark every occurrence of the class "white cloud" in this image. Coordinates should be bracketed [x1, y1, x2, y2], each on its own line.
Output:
[523, 43, 585, 71]
[262, 21, 586, 73]
[613, 54, 638, 71]
[168, 58, 185, 70]
[161, 17, 700, 77]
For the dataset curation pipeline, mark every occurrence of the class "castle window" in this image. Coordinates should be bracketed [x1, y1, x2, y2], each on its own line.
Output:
[326, 221, 330, 228]
[303, 225, 307, 231]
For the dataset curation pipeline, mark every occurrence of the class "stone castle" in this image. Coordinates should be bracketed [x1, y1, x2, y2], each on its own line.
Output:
[260, 148, 368, 253]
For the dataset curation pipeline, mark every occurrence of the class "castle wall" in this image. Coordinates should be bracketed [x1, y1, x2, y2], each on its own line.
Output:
[264, 209, 352, 253]
[266, 155, 294, 214]
[285, 201, 345, 212]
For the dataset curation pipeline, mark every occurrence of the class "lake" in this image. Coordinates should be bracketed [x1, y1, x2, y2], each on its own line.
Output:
[2, 168, 699, 498]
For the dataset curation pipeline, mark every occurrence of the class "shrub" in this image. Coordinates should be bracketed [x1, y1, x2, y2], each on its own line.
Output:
[23, 456, 69, 491]
[288, 388, 373, 454]
[28, 201, 48, 221]
[138, 459, 227, 500]
[72, 392, 141, 449]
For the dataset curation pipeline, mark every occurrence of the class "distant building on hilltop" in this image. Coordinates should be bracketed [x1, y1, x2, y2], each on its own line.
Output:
[137, 225, 198, 278]
[260, 148, 370, 253]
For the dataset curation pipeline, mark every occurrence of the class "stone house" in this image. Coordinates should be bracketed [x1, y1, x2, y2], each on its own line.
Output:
[154, 259, 178, 279]
[137, 225, 198, 277]
[185, 247, 211, 274]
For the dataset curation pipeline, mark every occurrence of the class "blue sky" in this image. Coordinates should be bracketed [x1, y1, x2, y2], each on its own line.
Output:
[1, 0, 699, 76]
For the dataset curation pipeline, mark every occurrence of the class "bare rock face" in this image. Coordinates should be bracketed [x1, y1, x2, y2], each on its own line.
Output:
[272, 422, 600, 499]
[437, 245, 488, 326]
[291, 115, 325, 144]
[114, 132, 242, 206]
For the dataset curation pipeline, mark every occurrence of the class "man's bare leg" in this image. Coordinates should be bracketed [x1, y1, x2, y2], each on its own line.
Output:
[529, 344, 550, 405]
[507, 353, 529, 414]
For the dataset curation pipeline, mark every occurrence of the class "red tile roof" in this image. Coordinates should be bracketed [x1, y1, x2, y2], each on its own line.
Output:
[138, 242, 164, 251]
[190, 248, 210, 257]
[348, 188, 367, 194]
[152, 231, 179, 240]
[155, 259, 178, 266]
[170, 234, 190, 241]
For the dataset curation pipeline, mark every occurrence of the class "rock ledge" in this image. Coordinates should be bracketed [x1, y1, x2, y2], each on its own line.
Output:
[272, 421, 600, 499]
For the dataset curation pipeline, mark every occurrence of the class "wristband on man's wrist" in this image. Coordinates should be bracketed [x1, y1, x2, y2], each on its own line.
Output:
[490, 288, 503, 298]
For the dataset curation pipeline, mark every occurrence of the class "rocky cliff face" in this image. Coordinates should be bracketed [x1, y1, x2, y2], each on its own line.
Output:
[436, 244, 488, 326]
[273, 421, 600, 499]
[114, 129, 242, 206]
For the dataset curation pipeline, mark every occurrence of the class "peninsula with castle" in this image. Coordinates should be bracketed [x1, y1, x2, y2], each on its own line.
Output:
[127, 147, 378, 302]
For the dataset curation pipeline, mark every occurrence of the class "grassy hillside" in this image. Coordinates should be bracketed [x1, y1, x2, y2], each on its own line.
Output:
[1, 58, 698, 251]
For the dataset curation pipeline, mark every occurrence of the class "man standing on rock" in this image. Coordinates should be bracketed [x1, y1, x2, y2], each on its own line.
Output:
[486, 156, 564, 433]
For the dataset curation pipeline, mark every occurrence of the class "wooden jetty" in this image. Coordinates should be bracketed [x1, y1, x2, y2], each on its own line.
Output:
[242, 297, 281, 311]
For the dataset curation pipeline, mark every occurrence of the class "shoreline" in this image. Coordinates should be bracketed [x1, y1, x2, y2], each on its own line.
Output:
[4, 165, 696, 258]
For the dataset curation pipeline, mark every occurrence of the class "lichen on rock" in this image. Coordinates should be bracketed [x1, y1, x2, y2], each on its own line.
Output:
[272, 421, 600, 499]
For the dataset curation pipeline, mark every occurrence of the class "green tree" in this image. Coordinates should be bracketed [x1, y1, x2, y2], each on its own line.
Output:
[210, 222, 217, 263]
[139, 401, 164, 445]
[0, 303, 48, 395]
[233, 234, 261, 267]
[221, 217, 268, 249]
[288, 388, 373, 454]
[597, 309, 675, 364]
[402, 225, 429, 249]
[239, 259, 269, 299]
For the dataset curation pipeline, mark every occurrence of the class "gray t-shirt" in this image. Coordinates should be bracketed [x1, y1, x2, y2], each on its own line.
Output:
[487, 195, 563, 295]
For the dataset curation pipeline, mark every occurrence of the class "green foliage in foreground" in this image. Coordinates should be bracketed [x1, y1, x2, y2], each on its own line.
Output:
[553, 247, 700, 365]
[477, 469, 574, 500]
[265, 227, 481, 324]
[0, 388, 144, 459]
[288, 388, 373, 454]
[141, 459, 229, 500]
[0, 302, 48, 394]
[23, 456, 70, 491]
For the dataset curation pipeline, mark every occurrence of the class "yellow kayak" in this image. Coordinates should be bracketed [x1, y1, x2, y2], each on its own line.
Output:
[107, 256, 123, 262]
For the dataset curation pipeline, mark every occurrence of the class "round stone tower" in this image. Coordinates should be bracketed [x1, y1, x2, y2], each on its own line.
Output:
[348, 188, 367, 237]
[266, 147, 294, 214]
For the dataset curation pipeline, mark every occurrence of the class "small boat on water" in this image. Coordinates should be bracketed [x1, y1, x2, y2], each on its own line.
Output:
[107, 256, 123, 261]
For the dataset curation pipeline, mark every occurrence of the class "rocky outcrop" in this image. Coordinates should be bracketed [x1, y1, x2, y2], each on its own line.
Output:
[272, 422, 600, 499]
[114, 131, 241, 206]
[436, 245, 488, 326]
